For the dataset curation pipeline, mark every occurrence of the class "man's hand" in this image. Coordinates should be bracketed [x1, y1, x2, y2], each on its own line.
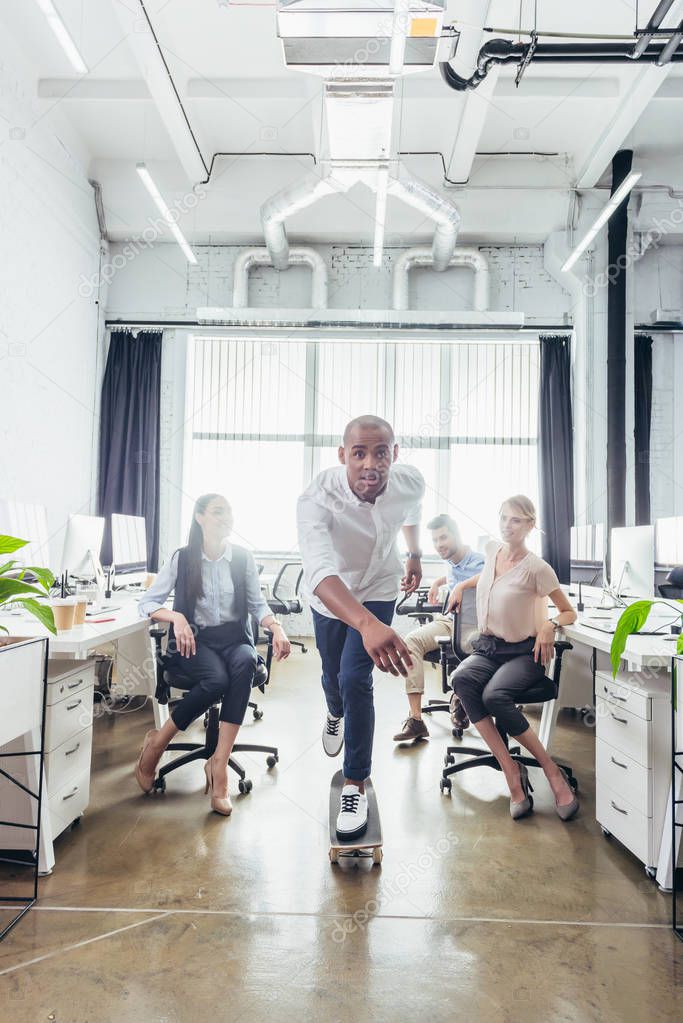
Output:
[173, 613, 196, 658]
[401, 556, 422, 595]
[534, 622, 556, 668]
[271, 625, 291, 661]
[360, 619, 413, 676]
[427, 581, 441, 605]
[445, 583, 465, 615]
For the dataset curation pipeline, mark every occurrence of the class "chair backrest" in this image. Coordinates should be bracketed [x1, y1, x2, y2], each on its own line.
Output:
[452, 587, 479, 660]
[271, 561, 304, 613]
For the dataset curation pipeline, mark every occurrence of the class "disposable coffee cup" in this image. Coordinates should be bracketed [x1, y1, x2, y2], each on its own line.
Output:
[51, 598, 76, 632]
[73, 599, 88, 625]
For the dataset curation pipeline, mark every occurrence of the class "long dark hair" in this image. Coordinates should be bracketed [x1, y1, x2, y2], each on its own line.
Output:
[185, 493, 224, 614]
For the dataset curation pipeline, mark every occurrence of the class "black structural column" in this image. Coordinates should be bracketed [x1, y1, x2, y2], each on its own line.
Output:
[606, 149, 634, 544]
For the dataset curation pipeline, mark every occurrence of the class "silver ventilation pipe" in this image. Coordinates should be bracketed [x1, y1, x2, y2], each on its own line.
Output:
[233, 247, 328, 308]
[393, 246, 489, 310]
[261, 171, 347, 271]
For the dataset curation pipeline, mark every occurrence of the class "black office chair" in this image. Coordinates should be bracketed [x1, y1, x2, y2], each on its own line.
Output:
[266, 562, 308, 654]
[395, 588, 476, 737]
[439, 596, 577, 796]
[149, 626, 279, 795]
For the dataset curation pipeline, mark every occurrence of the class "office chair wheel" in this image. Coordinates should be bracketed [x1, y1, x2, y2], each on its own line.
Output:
[70, 816, 82, 830]
[440, 778, 452, 795]
[252, 708, 264, 721]
[601, 827, 612, 840]
[444, 752, 455, 767]
[154, 776, 166, 793]
[238, 778, 253, 795]
[266, 754, 279, 768]
[452, 727, 463, 739]
[644, 865, 657, 881]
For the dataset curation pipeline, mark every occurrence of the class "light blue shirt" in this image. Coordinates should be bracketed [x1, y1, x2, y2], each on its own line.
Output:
[445, 549, 485, 593]
[138, 543, 271, 627]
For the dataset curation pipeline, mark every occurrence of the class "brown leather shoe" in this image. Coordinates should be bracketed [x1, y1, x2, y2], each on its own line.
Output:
[393, 716, 430, 742]
[449, 693, 470, 730]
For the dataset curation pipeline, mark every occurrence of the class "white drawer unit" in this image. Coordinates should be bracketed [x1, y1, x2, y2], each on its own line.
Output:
[595, 670, 671, 873]
[43, 659, 96, 838]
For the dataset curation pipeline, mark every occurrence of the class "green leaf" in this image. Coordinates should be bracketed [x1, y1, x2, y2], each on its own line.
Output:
[14, 598, 56, 635]
[0, 560, 20, 576]
[24, 566, 54, 592]
[0, 535, 28, 555]
[0, 577, 48, 604]
[678, 632, 683, 656]
[610, 600, 653, 677]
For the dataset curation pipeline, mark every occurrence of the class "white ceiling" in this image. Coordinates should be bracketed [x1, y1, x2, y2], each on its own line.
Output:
[5, 0, 683, 245]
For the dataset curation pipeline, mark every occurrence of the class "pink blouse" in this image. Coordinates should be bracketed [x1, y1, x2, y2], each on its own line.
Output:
[476, 542, 560, 643]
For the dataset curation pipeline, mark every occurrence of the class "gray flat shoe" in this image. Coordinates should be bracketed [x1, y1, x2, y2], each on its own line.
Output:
[510, 763, 534, 820]
[555, 768, 579, 821]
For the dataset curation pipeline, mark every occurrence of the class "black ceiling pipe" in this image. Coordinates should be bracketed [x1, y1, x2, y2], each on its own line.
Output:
[440, 39, 683, 91]
[606, 149, 634, 549]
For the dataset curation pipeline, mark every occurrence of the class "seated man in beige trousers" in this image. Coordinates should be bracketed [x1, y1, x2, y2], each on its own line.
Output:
[393, 515, 484, 742]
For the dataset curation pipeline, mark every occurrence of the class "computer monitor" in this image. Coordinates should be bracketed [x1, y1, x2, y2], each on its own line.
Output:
[111, 513, 147, 586]
[0, 499, 50, 570]
[60, 514, 105, 582]
[610, 525, 655, 598]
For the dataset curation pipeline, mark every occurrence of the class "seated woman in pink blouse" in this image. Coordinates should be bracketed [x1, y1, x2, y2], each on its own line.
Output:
[447, 495, 578, 821]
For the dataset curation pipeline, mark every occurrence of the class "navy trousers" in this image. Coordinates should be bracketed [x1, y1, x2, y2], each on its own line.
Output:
[312, 600, 396, 780]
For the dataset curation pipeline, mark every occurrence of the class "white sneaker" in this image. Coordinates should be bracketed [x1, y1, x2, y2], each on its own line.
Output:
[336, 784, 368, 838]
[322, 713, 344, 757]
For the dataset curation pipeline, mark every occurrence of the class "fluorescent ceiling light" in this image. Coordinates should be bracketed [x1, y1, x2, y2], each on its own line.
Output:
[35, 0, 88, 74]
[373, 168, 389, 268]
[561, 172, 642, 273]
[136, 163, 198, 265]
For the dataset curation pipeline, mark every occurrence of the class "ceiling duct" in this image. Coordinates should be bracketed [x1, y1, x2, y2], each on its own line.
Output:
[393, 246, 490, 311]
[261, 1, 460, 271]
[233, 247, 328, 308]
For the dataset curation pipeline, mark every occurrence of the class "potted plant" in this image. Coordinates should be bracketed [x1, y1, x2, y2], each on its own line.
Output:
[0, 535, 56, 635]
[610, 599, 683, 675]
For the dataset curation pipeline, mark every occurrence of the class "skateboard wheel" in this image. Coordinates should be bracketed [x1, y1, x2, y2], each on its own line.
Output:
[329, 848, 339, 863]
[372, 847, 383, 864]
[266, 754, 279, 768]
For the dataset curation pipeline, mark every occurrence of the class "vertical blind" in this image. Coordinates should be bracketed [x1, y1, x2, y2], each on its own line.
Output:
[183, 336, 540, 554]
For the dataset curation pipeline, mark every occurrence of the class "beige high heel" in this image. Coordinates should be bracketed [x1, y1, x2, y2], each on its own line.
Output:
[204, 758, 232, 816]
[134, 729, 158, 794]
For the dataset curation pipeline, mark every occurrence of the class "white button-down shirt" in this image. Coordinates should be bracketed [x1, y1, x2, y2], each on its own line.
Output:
[138, 543, 271, 627]
[297, 463, 425, 618]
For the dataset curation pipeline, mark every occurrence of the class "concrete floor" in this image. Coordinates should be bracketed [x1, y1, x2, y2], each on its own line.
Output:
[1, 648, 681, 1021]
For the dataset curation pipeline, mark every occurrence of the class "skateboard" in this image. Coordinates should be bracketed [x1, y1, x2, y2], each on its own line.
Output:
[328, 770, 383, 865]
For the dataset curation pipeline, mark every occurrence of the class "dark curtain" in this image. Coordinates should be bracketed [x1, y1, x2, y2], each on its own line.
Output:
[538, 335, 574, 582]
[98, 330, 162, 570]
[634, 334, 653, 526]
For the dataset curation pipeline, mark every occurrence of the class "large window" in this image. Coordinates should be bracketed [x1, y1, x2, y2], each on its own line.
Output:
[183, 335, 540, 553]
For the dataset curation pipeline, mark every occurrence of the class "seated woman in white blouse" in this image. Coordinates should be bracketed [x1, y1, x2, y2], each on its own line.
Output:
[135, 493, 290, 815]
[447, 495, 578, 821]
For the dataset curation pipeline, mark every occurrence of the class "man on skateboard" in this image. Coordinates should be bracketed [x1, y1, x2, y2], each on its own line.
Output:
[297, 415, 425, 838]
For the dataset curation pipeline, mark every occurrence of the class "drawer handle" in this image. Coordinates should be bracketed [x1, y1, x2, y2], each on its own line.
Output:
[67, 679, 83, 689]
[64, 742, 81, 756]
[66, 699, 83, 711]
[610, 712, 628, 724]
[610, 800, 628, 815]
[607, 689, 627, 702]
[610, 755, 628, 769]
[62, 786, 79, 801]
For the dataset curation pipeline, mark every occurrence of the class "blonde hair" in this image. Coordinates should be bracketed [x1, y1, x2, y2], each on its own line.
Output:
[500, 494, 537, 528]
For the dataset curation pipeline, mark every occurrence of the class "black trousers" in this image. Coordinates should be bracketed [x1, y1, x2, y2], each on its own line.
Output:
[167, 623, 256, 731]
[451, 636, 544, 736]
